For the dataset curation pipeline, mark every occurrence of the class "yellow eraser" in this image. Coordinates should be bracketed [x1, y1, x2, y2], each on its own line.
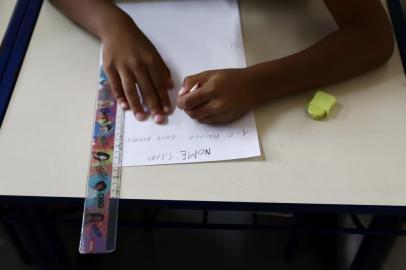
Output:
[307, 91, 336, 120]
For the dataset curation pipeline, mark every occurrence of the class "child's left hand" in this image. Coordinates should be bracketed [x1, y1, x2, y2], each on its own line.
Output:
[176, 69, 259, 124]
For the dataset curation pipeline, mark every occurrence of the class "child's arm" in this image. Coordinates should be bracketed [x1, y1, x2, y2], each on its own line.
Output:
[50, 0, 173, 124]
[177, 0, 394, 124]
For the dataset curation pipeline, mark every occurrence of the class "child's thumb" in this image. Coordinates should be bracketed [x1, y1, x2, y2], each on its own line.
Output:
[178, 72, 209, 96]
[183, 72, 209, 89]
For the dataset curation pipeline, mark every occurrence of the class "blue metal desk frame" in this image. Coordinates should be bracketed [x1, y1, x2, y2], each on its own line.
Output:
[0, 0, 406, 269]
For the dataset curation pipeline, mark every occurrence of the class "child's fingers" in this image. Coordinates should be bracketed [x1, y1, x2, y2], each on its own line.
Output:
[179, 72, 210, 96]
[117, 69, 145, 121]
[148, 65, 172, 114]
[157, 57, 174, 89]
[135, 69, 165, 123]
[185, 103, 213, 120]
[198, 110, 236, 124]
[196, 115, 216, 124]
[105, 67, 128, 109]
[177, 84, 212, 110]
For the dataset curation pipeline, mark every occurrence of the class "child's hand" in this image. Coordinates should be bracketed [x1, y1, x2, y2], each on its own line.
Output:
[177, 69, 259, 124]
[102, 17, 173, 124]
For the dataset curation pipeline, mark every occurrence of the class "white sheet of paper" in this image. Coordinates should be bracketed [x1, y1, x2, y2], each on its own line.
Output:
[114, 0, 260, 166]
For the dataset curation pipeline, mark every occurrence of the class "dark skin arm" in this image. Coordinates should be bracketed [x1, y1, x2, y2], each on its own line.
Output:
[50, 0, 174, 124]
[177, 0, 395, 124]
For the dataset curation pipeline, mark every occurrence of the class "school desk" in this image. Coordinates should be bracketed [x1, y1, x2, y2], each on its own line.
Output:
[0, 1, 15, 40]
[0, 1, 405, 270]
[0, 0, 17, 84]
[1, 0, 406, 214]
[0, 0, 43, 124]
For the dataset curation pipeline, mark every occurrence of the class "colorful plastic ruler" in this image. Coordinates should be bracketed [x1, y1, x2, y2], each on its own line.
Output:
[79, 67, 124, 254]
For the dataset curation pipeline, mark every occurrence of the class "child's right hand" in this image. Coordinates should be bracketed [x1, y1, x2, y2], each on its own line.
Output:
[101, 16, 173, 124]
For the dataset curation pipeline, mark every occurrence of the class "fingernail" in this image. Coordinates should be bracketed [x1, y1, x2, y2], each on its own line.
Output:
[135, 112, 145, 121]
[120, 102, 127, 110]
[154, 114, 165, 124]
[178, 87, 187, 96]
[163, 105, 171, 114]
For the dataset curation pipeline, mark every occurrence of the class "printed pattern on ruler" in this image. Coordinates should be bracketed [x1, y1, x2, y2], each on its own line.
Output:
[79, 67, 119, 254]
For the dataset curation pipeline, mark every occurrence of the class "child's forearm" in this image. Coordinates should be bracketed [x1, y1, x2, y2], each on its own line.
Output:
[248, 26, 394, 104]
[50, 0, 134, 41]
[51, 0, 174, 123]
[247, 1, 394, 105]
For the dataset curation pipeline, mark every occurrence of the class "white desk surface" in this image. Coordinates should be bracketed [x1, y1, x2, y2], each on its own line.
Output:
[0, 0, 15, 44]
[1, 0, 406, 207]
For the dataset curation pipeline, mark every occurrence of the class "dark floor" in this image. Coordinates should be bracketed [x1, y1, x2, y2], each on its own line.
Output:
[0, 209, 345, 270]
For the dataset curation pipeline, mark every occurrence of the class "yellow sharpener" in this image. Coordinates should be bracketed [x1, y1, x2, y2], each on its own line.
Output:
[307, 91, 336, 120]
